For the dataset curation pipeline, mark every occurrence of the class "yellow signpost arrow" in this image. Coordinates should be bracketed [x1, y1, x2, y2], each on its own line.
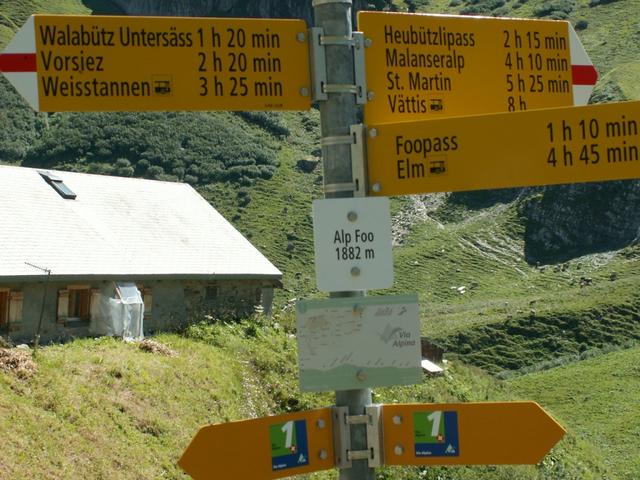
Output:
[178, 408, 334, 480]
[0, 15, 311, 112]
[358, 11, 598, 124]
[383, 402, 566, 466]
[366, 100, 640, 196]
[179, 401, 565, 478]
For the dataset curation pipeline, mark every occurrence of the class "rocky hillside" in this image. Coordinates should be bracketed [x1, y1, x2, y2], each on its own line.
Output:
[111, 0, 371, 24]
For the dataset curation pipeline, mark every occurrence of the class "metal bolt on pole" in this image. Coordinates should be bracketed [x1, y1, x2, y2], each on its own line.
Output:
[312, 1, 374, 479]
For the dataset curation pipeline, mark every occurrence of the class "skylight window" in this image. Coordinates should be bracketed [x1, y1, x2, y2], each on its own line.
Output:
[38, 170, 77, 199]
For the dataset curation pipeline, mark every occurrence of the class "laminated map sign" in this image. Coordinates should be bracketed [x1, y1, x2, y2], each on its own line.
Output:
[296, 295, 422, 392]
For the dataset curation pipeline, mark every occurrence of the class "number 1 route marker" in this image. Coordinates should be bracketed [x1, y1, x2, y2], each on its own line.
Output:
[0, 15, 311, 112]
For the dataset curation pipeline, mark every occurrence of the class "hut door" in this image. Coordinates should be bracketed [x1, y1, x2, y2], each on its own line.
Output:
[0, 291, 8, 328]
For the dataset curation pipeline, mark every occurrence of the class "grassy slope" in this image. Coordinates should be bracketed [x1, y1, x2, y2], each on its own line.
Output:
[510, 346, 640, 479]
[378, 5, 640, 475]
[383, 189, 640, 478]
[199, 110, 325, 308]
[0, 330, 295, 480]
[0, 322, 612, 480]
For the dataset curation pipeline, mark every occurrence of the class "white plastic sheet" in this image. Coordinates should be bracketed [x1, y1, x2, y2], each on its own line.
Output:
[89, 282, 144, 341]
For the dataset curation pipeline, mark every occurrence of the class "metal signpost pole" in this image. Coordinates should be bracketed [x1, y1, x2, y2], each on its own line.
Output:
[312, 1, 374, 479]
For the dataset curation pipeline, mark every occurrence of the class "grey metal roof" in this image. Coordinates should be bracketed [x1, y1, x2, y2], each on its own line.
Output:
[0, 165, 282, 281]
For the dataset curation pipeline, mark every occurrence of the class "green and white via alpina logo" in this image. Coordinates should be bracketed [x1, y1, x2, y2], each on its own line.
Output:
[380, 324, 417, 348]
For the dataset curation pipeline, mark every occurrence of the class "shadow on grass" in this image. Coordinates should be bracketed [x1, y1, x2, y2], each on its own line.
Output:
[81, 0, 124, 15]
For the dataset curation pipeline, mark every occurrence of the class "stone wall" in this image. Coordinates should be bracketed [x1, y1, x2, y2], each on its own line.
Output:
[1, 278, 275, 344]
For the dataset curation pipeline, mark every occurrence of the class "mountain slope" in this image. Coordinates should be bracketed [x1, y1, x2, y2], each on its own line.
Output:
[1, 0, 639, 478]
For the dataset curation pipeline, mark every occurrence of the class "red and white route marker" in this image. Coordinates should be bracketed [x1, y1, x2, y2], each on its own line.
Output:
[1, 14, 598, 114]
[0, 16, 38, 110]
[569, 24, 598, 105]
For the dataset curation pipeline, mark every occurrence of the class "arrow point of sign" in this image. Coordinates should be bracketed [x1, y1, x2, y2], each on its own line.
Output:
[569, 24, 598, 105]
[2, 15, 35, 55]
[1, 16, 39, 110]
[178, 426, 213, 479]
[527, 401, 567, 463]
[1, 71, 39, 110]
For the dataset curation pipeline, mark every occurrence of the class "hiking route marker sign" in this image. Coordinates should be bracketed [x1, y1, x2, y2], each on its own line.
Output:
[0, 7, 580, 480]
[366, 100, 640, 196]
[0, 15, 311, 111]
[178, 408, 335, 479]
[383, 402, 566, 466]
[178, 402, 566, 478]
[358, 11, 598, 124]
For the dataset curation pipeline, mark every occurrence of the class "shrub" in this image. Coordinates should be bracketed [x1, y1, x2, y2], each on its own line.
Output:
[113, 158, 134, 177]
[22, 111, 280, 187]
[235, 111, 290, 137]
[492, 6, 511, 16]
[183, 174, 198, 185]
[534, 0, 575, 17]
[461, 0, 505, 15]
[589, 0, 621, 6]
[146, 165, 165, 179]
[575, 19, 589, 30]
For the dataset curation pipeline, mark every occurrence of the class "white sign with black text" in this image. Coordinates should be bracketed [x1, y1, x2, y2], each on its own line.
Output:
[312, 197, 393, 292]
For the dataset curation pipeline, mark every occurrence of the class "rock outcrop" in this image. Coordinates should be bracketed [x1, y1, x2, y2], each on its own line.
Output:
[521, 181, 640, 263]
[110, 0, 371, 25]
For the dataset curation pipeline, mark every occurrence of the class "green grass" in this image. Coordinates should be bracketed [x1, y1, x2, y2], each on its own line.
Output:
[0, 321, 613, 480]
[597, 63, 640, 101]
[0, 336, 240, 479]
[510, 346, 640, 479]
[198, 110, 324, 308]
[0, 320, 323, 480]
[386, 198, 640, 334]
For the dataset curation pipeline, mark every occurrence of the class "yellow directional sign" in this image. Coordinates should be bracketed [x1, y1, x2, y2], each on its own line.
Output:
[366, 100, 640, 196]
[179, 408, 334, 479]
[358, 12, 598, 124]
[383, 402, 565, 465]
[0, 15, 311, 112]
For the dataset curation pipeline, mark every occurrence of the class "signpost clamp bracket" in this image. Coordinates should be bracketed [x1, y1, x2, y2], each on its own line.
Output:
[332, 404, 383, 469]
[320, 35, 356, 47]
[350, 124, 368, 197]
[308, 27, 368, 104]
[352, 32, 368, 105]
[320, 124, 366, 196]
